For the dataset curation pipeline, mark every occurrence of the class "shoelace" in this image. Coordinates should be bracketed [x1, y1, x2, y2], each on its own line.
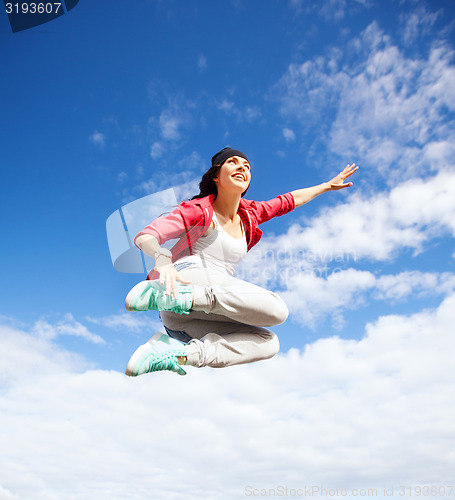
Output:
[133, 285, 191, 315]
[156, 290, 191, 315]
[147, 351, 186, 374]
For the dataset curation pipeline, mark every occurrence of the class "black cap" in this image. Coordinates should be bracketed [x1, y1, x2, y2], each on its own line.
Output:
[211, 147, 249, 167]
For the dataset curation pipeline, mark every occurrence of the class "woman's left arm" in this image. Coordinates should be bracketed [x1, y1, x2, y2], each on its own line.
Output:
[290, 163, 359, 208]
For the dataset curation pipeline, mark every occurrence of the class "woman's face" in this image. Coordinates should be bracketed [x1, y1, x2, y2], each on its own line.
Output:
[213, 156, 251, 194]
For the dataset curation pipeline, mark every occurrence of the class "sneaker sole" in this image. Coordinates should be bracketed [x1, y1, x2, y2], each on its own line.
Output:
[125, 332, 163, 376]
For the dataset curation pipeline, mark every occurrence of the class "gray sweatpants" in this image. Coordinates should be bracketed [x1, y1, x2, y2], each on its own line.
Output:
[159, 264, 289, 368]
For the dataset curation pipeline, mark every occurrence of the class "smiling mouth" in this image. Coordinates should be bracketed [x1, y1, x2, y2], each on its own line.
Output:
[232, 174, 246, 181]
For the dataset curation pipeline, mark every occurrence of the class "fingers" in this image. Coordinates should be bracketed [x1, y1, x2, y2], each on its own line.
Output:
[344, 163, 359, 176]
[159, 268, 191, 300]
[162, 275, 178, 300]
[339, 163, 359, 183]
[165, 275, 173, 297]
[171, 280, 179, 301]
[331, 181, 352, 190]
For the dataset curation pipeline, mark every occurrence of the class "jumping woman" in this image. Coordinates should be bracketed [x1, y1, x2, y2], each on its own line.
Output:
[124, 147, 358, 376]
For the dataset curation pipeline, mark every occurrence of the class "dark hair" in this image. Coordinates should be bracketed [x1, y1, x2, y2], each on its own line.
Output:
[190, 163, 249, 200]
[191, 164, 220, 200]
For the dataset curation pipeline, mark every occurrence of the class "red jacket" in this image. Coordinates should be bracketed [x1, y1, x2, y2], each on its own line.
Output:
[135, 192, 296, 280]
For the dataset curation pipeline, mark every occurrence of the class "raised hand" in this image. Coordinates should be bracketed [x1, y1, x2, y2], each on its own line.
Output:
[327, 163, 359, 190]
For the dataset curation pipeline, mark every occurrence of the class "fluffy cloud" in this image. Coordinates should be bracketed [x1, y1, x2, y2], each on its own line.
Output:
[217, 98, 262, 123]
[280, 269, 455, 327]
[159, 109, 183, 141]
[198, 53, 207, 70]
[234, 169, 455, 327]
[400, 6, 440, 45]
[32, 313, 105, 345]
[283, 127, 296, 142]
[150, 140, 165, 160]
[289, 0, 371, 21]
[238, 169, 455, 282]
[1, 292, 455, 499]
[86, 312, 162, 333]
[146, 98, 194, 153]
[0, 322, 89, 386]
[275, 21, 455, 182]
[293, 169, 455, 260]
[89, 130, 105, 147]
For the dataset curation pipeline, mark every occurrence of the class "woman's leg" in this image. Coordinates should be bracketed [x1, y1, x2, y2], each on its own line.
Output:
[160, 310, 280, 368]
[125, 265, 286, 373]
[182, 266, 289, 327]
[157, 265, 285, 368]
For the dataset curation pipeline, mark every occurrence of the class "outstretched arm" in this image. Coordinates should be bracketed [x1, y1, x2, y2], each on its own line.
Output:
[290, 163, 358, 208]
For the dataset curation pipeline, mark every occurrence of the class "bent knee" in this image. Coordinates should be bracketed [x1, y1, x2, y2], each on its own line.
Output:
[263, 331, 280, 360]
[268, 294, 289, 325]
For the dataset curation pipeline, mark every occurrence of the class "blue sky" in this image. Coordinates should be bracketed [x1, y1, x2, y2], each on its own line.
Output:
[1, 1, 455, 498]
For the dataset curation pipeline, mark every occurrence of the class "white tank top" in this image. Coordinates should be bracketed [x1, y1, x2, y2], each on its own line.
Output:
[175, 213, 248, 275]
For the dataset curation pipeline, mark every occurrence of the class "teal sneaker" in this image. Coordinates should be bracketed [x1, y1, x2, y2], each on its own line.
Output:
[125, 280, 193, 315]
[125, 332, 188, 377]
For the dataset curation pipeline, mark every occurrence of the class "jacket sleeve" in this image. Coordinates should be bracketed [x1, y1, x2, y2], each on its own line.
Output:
[248, 192, 296, 225]
[134, 205, 189, 248]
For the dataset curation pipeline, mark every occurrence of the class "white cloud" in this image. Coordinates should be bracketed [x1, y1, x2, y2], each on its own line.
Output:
[117, 171, 127, 182]
[86, 312, 161, 333]
[217, 98, 262, 123]
[283, 127, 296, 142]
[0, 322, 89, 386]
[275, 21, 455, 183]
[172, 178, 201, 202]
[198, 53, 207, 70]
[218, 98, 234, 113]
[147, 98, 193, 149]
[289, 0, 370, 20]
[150, 140, 165, 160]
[176, 150, 203, 171]
[279, 269, 455, 327]
[319, 0, 347, 21]
[1, 293, 455, 498]
[136, 177, 158, 195]
[279, 268, 375, 327]
[330, 37, 455, 181]
[133, 151, 202, 199]
[89, 130, 105, 147]
[159, 109, 182, 141]
[32, 313, 105, 345]
[374, 271, 455, 301]
[400, 6, 440, 45]
[0, 484, 19, 499]
[235, 170, 455, 326]
[241, 170, 455, 273]
[244, 105, 261, 122]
